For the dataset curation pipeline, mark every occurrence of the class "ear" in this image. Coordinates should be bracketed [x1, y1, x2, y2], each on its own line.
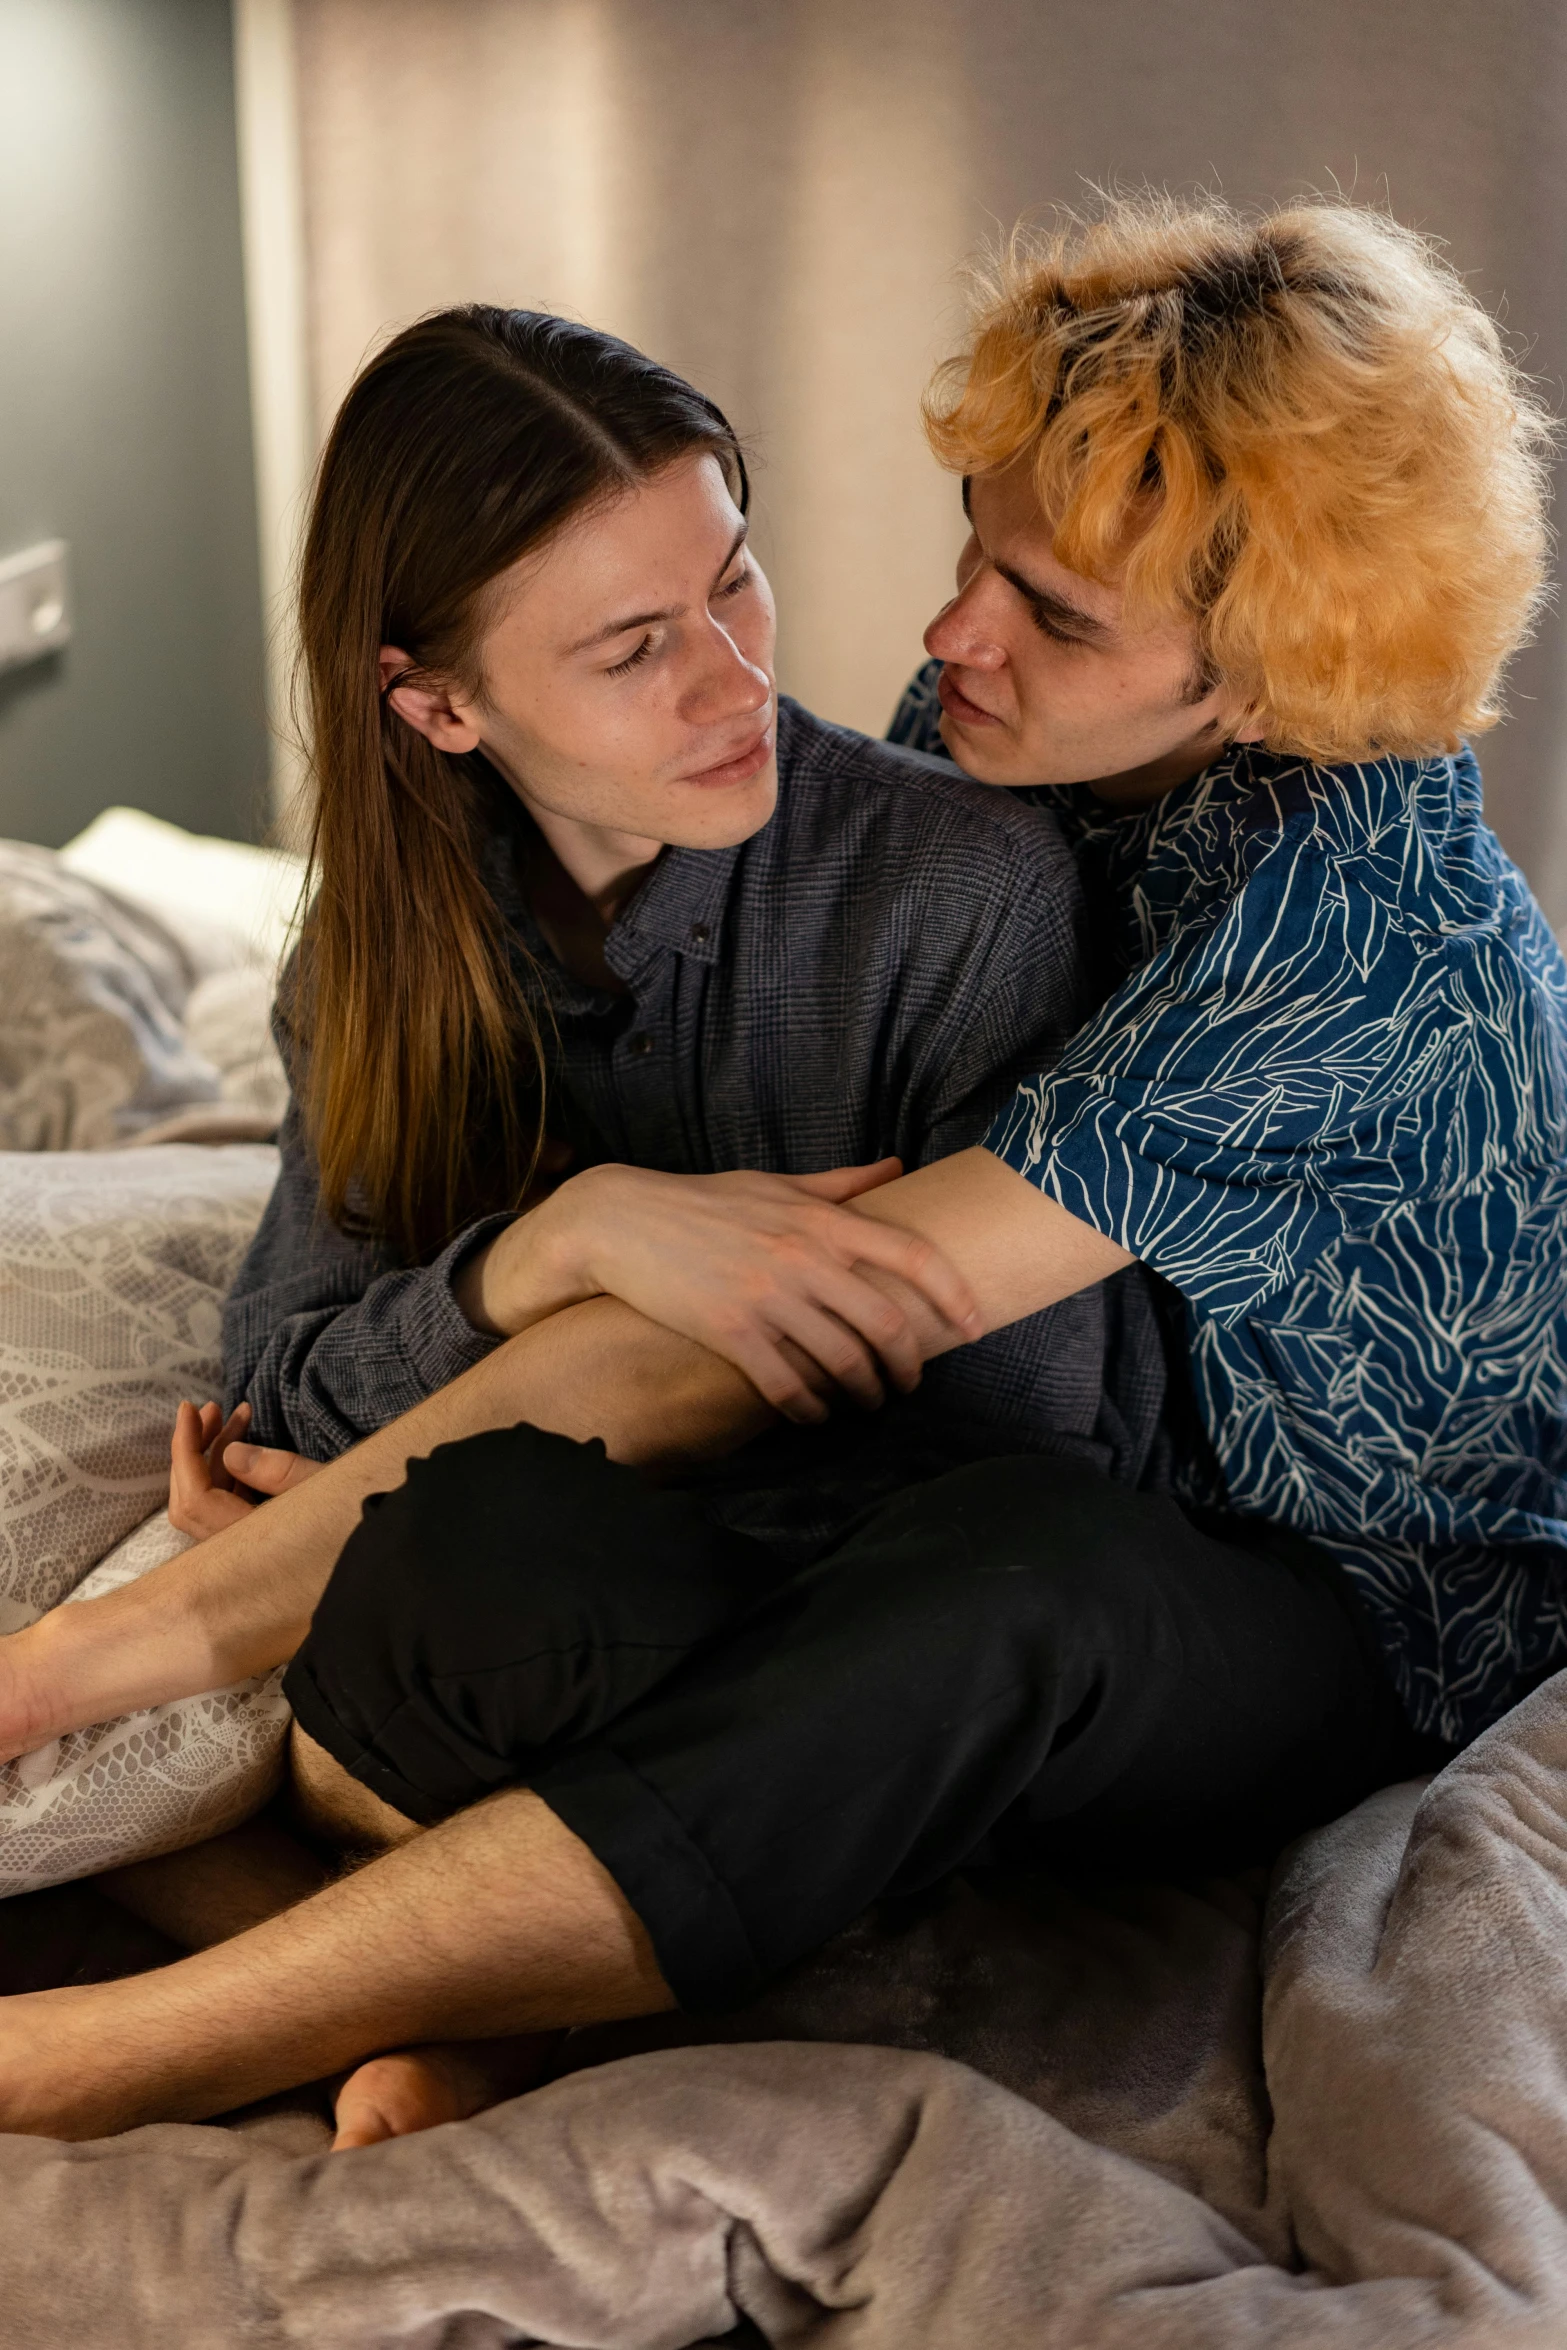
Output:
[1207, 680, 1268, 747]
[378, 645, 483, 755]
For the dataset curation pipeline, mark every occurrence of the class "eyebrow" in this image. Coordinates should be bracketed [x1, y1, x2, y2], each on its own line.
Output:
[566, 520, 749, 654]
[993, 558, 1113, 643]
[960, 475, 1112, 642]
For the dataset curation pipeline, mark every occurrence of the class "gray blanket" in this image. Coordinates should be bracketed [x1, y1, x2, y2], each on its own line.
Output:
[5, 1668, 1567, 2348]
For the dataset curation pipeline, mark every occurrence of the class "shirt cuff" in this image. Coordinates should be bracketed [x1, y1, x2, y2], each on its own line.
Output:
[402, 1212, 520, 1394]
[985, 1076, 1346, 1328]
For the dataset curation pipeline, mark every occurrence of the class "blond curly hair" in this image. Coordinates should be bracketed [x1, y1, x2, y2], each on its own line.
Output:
[923, 195, 1556, 763]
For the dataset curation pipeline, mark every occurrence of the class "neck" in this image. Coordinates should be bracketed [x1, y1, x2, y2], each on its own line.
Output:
[522, 800, 665, 929]
[1083, 719, 1236, 810]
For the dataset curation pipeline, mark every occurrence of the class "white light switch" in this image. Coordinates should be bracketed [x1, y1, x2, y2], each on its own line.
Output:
[0, 541, 71, 672]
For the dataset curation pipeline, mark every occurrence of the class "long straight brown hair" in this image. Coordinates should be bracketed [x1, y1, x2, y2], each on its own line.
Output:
[291, 308, 748, 1262]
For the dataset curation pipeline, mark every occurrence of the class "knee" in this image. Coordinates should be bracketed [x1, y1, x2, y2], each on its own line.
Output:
[845, 1457, 1162, 1647]
[334, 1422, 758, 1652]
[289, 1721, 422, 1854]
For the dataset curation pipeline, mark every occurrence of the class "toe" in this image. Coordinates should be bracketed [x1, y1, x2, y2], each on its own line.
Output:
[331, 2050, 464, 2151]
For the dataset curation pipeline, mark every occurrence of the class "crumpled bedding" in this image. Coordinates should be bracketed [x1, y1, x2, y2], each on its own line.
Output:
[4, 1667, 1567, 2346]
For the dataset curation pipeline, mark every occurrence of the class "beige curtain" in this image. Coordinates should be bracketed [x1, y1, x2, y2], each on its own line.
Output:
[294, 0, 1567, 912]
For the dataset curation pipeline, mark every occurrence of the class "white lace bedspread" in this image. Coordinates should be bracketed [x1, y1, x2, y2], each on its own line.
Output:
[0, 1145, 288, 1894]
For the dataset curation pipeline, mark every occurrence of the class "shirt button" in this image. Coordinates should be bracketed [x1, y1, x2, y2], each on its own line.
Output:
[628, 1032, 655, 1056]
[690, 923, 711, 945]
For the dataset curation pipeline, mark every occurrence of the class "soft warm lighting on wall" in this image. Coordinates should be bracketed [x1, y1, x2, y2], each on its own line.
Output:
[234, 0, 312, 828]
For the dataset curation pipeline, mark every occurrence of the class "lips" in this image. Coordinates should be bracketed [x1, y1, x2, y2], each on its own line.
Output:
[681, 721, 775, 788]
[936, 667, 1004, 727]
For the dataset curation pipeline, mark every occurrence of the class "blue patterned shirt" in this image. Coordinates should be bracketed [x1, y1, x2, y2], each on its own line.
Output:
[891, 661, 1567, 1742]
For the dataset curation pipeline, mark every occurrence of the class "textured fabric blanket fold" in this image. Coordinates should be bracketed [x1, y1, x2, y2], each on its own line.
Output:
[4, 1669, 1567, 2348]
[1261, 1668, 1567, 2335]
[0, 2044, 1277, 2350]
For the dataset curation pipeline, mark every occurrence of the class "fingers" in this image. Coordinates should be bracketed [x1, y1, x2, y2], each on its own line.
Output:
[793, 1262, 926, 1393]
[171, 1399, 207, 1466]
[170, 1401, 215, 1521]
[711, 1277, 898, 1417]
[767, 1298, 889, 1409]
[716, 1325, 832, 1423]
[791, 1158, 904, 1202]
[817, 1212, 981, 1337]
[171, 1490, 256, 1539]
[207, 1402, 252, 1493]
[223, 1442, 323, 1496]
[171, 1402, 313, 1529]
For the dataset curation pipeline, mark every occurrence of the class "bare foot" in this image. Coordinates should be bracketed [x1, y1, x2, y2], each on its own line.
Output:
[331, 2034, 556, 2151]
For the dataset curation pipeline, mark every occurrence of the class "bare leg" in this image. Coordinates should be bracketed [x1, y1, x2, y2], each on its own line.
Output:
[98, 1813, 331, 1951]
[287, 1725, 559, 2150]
[96, 1733, 560, 2150]
[289, 1724, 422, 1855]
[0, 1750, 672, 2140]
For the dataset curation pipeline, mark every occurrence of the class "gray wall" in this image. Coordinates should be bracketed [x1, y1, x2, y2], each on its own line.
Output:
[0, 0, 268, 848]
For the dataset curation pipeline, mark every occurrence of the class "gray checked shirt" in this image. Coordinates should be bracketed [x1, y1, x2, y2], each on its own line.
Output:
[224, 698, 1170, 1555]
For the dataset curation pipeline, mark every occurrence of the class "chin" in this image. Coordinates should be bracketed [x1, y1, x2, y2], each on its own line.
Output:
[676, 758, 780, 846]
[938, 715, 1038, 789]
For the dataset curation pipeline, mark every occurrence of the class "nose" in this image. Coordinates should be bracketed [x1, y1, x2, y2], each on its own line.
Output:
[924, 567, 1006, 672]
[682, 612, 772, 727]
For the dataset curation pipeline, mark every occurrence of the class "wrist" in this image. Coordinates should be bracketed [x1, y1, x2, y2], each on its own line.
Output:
[24, 1571, 220, 1747]
[458, 1182, 605, 1341]
[0, 1618, 63, 1761]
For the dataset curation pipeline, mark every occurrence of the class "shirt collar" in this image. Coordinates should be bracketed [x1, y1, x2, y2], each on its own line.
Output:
[475, 763, 740, 1011]
[1051, 740, 1260, 850]
[604, 840, 737, 980]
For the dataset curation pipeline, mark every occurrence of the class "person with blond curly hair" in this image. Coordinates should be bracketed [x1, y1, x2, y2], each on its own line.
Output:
[0, 195, 1561, 2148]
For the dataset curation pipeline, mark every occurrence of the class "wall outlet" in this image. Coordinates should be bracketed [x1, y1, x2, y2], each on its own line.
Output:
[0, 541, 72, 672]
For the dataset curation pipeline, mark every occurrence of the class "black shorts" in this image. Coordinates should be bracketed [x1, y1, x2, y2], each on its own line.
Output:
[285, 1424, 1442, 2010]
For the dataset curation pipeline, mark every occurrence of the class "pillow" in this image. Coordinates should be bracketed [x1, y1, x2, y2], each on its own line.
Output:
[0, 833, 294, 1149]
[58, 804, 306, 980]
[0, 1143, 287, 1892]
[131, 965, 291, 1147]
[0, 1142, 279, 1623]
[0, 841, 225, 1150]
[1, 1509, 290, 1895]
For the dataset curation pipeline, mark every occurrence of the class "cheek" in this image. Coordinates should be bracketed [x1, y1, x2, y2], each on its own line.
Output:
[1008, 637, 1086, 720]
[488, 673, 638, 788]
[732, 583, 777, 672]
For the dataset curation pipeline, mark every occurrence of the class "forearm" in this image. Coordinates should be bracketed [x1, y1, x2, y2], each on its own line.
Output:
[10, 1299, 767, 1751]
[850, 1146, 1133, 1347]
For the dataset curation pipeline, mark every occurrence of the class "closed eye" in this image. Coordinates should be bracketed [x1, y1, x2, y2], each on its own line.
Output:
[605, 635, 656, 677]
[1029, 602, 1084, 648]
[991, 555, 1109, 649]
[605, 559, 752, 676]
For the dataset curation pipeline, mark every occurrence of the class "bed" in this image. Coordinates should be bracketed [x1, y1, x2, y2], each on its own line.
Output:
[1, 814, 1564, 2347]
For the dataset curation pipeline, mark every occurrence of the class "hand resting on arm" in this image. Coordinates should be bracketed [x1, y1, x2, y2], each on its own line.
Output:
[454, 1154, 987, 1420]
[0, 1148, 1128, 1761]
[459, 1144, 1130, 1420]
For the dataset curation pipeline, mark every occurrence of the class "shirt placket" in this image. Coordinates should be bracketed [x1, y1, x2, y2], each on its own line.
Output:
[608, 948, 690, 1170]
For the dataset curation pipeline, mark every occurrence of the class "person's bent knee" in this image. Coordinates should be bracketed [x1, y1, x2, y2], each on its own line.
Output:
[834, 1454, 1170, 1649]
[289, 1721, 424, 1853]
[284, 1420, 773, 1833]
